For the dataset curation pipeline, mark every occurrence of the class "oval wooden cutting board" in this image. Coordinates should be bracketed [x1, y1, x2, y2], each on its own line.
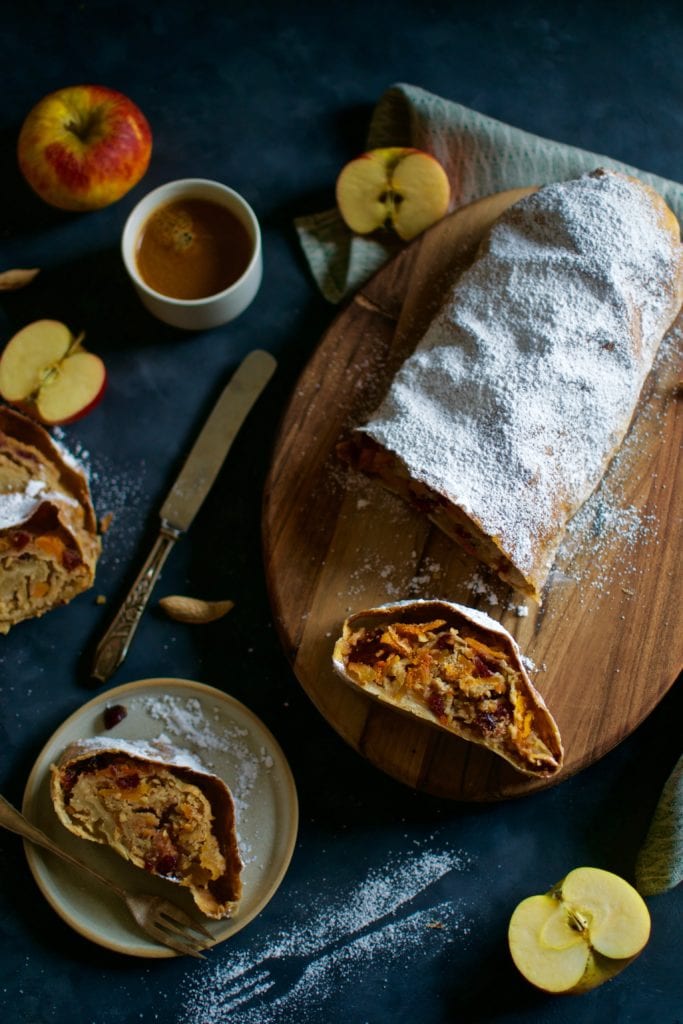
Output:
[263, 187, 682, 800]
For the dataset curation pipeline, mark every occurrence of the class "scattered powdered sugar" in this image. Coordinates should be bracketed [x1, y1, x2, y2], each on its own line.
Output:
[359, 171, 680, 588]
[52, 426, 148, 568]
[178, 844, 472, 1024]
[131, 694, 271, 825]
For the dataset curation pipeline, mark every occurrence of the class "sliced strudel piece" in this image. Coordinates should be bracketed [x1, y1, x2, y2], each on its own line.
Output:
[50, 737, 243, 919]
[333, 600, 563, 777]
[0, 406, 100, 632]
[340, 170, 683, 599]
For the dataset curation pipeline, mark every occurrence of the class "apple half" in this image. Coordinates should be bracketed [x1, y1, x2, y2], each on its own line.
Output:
[508, 867, 650, 994]
[0, 320, 106, 425]
[335, 146, 450, 241]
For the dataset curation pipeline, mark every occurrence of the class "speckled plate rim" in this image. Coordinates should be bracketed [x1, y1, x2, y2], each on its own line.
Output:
[22, 677, 299, 958]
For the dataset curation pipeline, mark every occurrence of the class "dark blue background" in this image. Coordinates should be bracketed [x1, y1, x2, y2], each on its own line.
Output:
[0, 2, 681, 1022]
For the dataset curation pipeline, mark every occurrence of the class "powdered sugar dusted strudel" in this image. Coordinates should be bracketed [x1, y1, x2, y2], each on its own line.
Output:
[0, 406, 100, 631]
[339, 170, 683, 599]
[51, 737, 243, 919]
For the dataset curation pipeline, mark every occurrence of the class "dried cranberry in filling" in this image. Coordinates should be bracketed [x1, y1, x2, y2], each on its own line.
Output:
[428, 691, 447, 718]
[116, 773, 140, 790]
[10, 531, 30, 550]
[472, 654, 497, 678]
[61, 766, 78, 795]
[61, 547, 83, 571]
[154, 853, 179, 876]
[350, 627, 392, 665]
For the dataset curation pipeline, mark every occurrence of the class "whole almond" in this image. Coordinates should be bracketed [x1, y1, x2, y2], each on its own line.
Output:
[159, 595, 234, 624]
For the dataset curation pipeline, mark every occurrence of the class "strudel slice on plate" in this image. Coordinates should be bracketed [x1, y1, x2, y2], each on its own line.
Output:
[339, 170, 683, 599]
[333, 600, 563, 777]
[50, 737, 243, 919]
[0, 406, 100, 631]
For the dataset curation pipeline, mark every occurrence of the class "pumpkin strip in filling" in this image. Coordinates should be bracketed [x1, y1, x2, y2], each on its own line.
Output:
[333, 602, 563, 777]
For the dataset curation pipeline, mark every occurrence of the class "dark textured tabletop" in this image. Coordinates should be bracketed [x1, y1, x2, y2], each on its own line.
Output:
[1, 2, 681, 1022]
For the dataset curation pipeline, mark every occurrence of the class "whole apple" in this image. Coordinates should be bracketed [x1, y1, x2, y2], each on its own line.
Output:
[17, 84, 152, 211]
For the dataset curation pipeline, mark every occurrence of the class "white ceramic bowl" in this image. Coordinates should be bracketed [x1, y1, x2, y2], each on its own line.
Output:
[121, 178, 262, 330]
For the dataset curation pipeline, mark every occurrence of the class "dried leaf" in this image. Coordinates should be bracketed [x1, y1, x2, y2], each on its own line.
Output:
[0, 268, 40, 291]
[159, 595, 234, 624]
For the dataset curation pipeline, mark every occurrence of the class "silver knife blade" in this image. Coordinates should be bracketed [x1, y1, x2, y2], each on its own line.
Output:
[91, 348, 276, 684]
[160, 348, 276, 532]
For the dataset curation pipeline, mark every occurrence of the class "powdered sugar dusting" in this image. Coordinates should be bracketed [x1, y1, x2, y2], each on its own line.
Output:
[132, 694, 268, 823]
[360, 171, 680, 589]
[178, 844, 471, 1024]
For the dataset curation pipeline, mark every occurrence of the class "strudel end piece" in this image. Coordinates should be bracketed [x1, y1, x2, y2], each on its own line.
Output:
[50, 738, 243, 919]
[0, 406, 100, 632]
[333, 600, 563, 777]
[339, 170, 683, 599]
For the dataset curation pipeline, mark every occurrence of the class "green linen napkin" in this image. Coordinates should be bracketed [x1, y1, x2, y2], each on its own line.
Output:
[636, 754, 683, 896]
[295, 82, 683, 303]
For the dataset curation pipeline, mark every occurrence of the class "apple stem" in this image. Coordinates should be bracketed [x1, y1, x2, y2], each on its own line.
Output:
[65, 109, 101, 143]
[68, 330, 86, 355]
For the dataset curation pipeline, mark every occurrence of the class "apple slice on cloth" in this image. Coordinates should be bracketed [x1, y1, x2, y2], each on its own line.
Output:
[508, 867, 650, 994]
[0, 320, 106, 425]
[17, 84, 152, 211]
[336, 146, 450, 241]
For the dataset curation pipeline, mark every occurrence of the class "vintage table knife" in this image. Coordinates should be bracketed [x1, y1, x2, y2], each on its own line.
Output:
[91, 349, 277, 683]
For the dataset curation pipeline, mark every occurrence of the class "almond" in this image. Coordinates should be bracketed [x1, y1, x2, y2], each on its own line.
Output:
[159, 595, 234, 624]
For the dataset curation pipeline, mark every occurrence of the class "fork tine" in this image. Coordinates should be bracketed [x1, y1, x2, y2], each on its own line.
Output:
[153, 913, 214, 948]
[145, 925, 206, 954]
[156, 903, 214, 940]
[143, 920, 209, 959]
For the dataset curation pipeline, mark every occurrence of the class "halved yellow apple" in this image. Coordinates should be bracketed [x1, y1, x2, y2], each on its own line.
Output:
[335, 146, 450, 241]
[508, 867, 650, 994]
[0, 319, 106, 425]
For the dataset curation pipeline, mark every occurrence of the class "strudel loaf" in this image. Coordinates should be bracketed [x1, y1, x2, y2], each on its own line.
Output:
[340, 170, 683, 599]
[50, 737, 243, 919]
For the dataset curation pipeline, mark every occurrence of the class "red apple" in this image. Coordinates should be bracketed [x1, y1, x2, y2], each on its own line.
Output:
[0, 320, 106, 425]
[336, 147, 451, 241]
[17, 85, 152, 212]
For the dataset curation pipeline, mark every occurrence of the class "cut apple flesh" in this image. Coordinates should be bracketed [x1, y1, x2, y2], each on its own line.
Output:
[560, 867, 650, 959]
[0, 320, 72, 401]
[0, 319, 106, 425]
[391, 152, 451, 240]
[336, 146, 450, 241]
[508, 867, 651, 994]
[34, 351, 106, 424]
[509, 895, 590, 992]
[335, 151, 400, 234]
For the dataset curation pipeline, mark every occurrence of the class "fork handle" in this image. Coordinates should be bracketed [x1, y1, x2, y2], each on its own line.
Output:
[0, 793, 128, 898]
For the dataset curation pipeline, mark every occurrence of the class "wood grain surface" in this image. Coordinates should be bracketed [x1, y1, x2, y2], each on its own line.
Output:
[263, 187, 682, 800]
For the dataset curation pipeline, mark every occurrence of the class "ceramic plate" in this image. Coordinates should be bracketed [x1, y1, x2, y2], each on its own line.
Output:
[22, 678, 299, 958]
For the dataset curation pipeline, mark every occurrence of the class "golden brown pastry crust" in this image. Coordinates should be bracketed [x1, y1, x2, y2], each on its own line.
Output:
[50, 738, 243, 920]
[333, 600, 563, 777]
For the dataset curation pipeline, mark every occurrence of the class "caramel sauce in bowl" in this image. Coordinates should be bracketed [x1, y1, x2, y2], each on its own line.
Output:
[121, 179, 262, 330]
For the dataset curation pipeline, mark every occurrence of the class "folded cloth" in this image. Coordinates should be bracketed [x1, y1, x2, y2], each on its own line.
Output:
[636, 753, 683, 896]
[295, 82, 683, 303]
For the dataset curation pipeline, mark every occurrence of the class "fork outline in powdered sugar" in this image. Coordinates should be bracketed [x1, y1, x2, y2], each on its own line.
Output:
[189, 847, 470, 1020]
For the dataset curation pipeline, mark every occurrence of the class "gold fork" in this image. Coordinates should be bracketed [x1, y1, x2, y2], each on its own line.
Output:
[0, 792, 214, 958]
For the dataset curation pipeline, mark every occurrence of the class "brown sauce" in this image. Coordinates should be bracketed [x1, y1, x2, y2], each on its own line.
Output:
[135, 198, 253, 300]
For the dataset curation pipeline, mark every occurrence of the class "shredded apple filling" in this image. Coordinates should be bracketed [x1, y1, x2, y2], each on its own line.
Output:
[63, 758, 226, 885]
[343, 618, 541, 764]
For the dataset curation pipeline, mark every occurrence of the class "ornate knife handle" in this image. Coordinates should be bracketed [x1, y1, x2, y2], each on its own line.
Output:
[91, 523, 180, 683]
